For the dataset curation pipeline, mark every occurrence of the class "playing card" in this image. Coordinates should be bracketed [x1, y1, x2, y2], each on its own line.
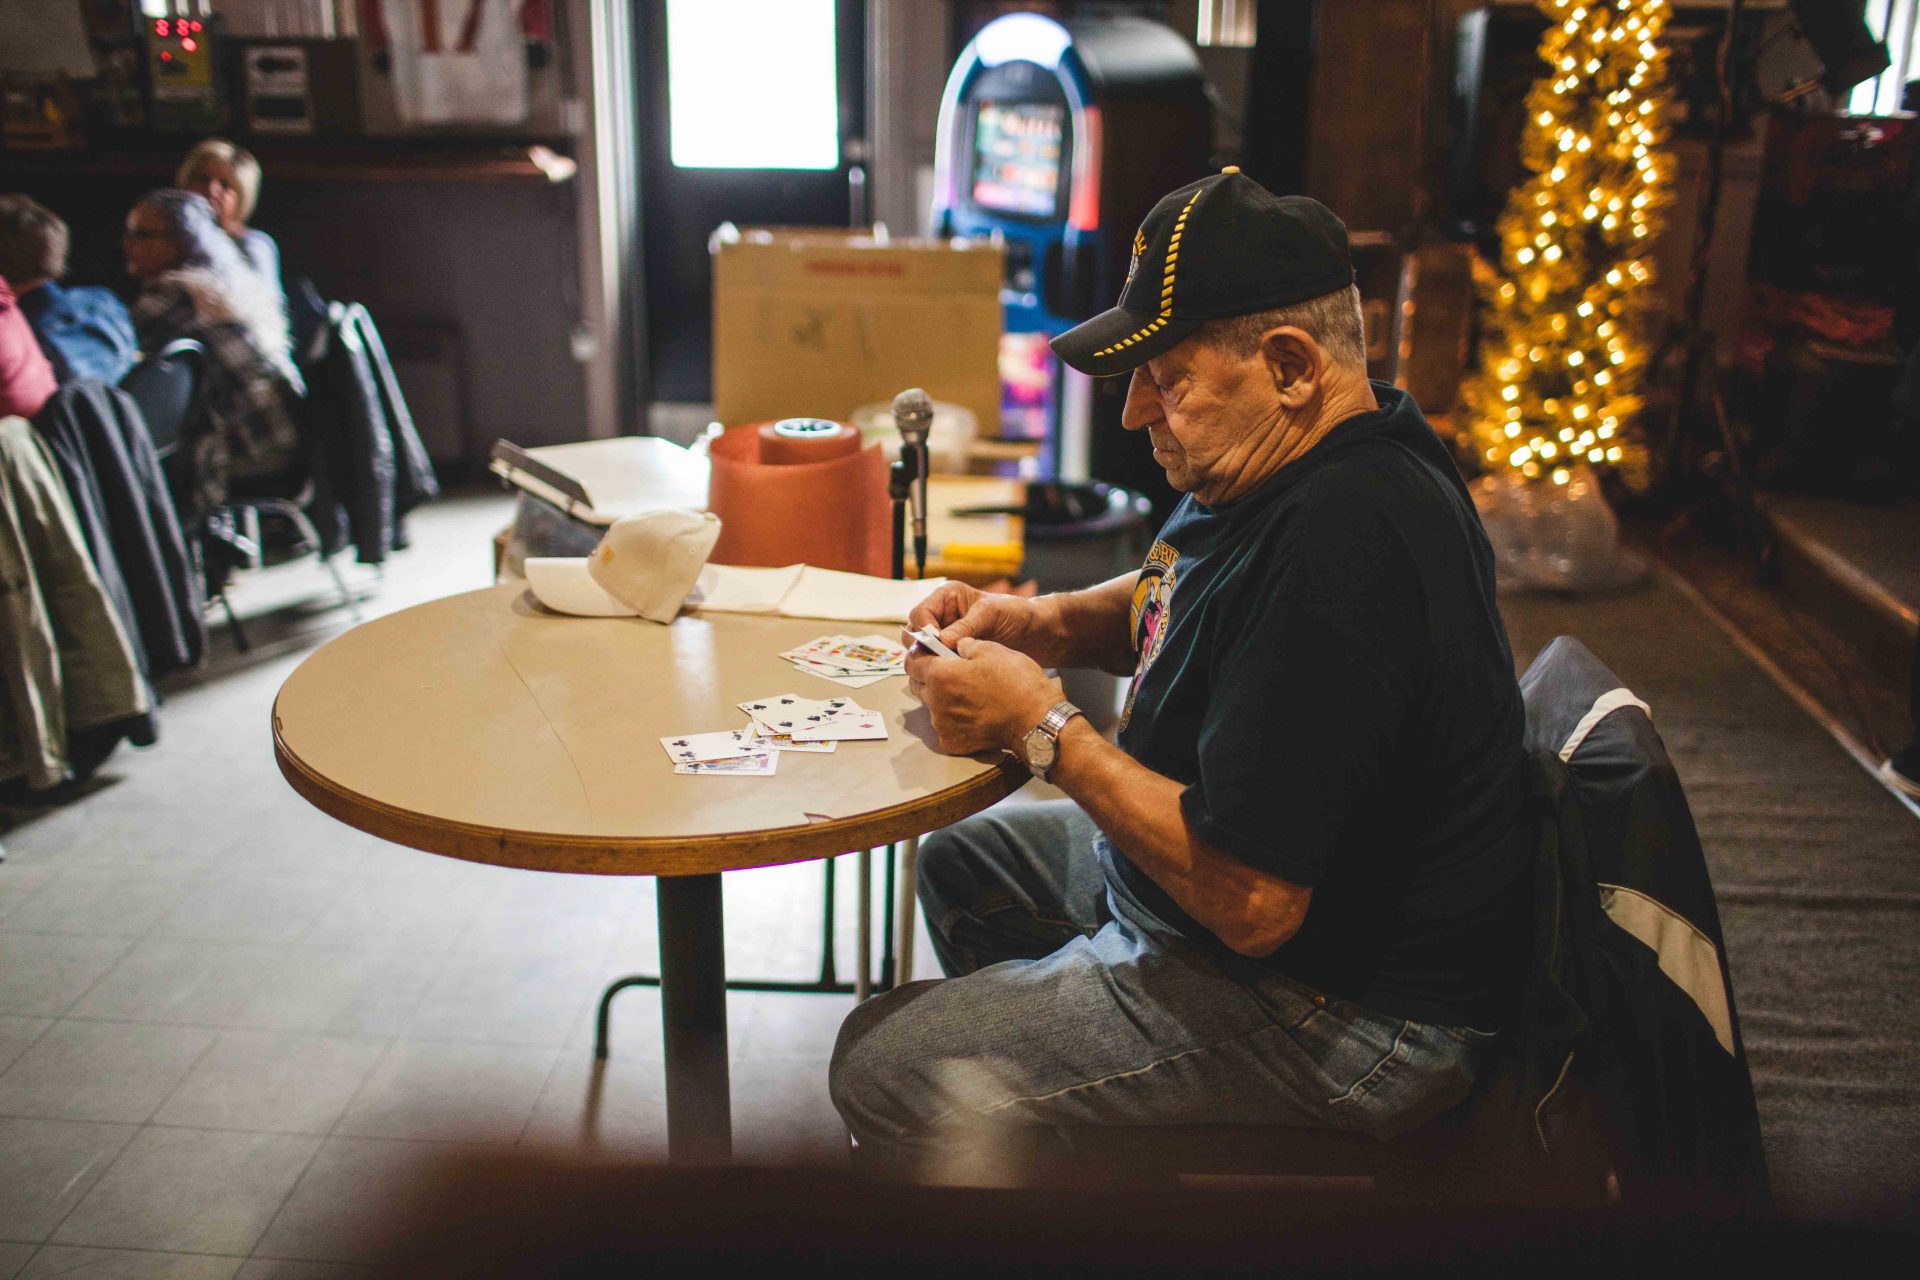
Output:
[781, 698, 864, 729]
[737, 694, 852, 734]
[674, 752, 778, 776]
[782, 634, 905, 676]
[742, 720, 837, 754]
[788, 660, 894, 689]
[788, 703, 888, 741]
[780, 635, 852, 663]
[812, 634, 908, 670]
[659, 728, 755, 765]
[905, 625, 961, 660]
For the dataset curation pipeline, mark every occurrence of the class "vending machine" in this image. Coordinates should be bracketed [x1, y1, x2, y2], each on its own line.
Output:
[932, 12, 1210, 509]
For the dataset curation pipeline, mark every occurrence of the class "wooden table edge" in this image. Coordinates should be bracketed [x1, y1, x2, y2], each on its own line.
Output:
[272, 707, 1028, 877]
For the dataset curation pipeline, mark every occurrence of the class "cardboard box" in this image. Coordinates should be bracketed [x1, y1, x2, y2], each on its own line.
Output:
[712, 229, 1004, 433]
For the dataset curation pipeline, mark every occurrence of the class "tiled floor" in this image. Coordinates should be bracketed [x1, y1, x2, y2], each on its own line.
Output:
[0, 490, 932, 1276]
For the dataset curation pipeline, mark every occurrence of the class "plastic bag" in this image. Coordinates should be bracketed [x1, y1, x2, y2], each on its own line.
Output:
[1473, 465, 1645, 593]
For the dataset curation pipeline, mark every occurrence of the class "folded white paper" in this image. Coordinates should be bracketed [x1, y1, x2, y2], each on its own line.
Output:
[688, 563, 805, 615]
[528, 557, 946, 625]
[699, 564, 947, 623]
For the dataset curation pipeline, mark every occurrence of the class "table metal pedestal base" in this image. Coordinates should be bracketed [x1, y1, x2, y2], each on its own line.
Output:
[656, 873, 731, 1164]
[594, 848, 901, 1062]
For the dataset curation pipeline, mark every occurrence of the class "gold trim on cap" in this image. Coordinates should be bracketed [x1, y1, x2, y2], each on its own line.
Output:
[1093, 187, 1205, 359]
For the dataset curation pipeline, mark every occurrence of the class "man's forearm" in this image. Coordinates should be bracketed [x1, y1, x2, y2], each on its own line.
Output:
[1044, 719, 1310, 957]
[1029, 572, 1139, 675]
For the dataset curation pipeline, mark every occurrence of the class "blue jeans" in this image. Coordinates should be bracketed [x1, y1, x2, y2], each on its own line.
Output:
[830, 801, 1492, 1163]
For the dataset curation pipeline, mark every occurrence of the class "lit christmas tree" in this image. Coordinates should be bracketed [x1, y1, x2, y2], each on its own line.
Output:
[1460, 0, 1676, 490]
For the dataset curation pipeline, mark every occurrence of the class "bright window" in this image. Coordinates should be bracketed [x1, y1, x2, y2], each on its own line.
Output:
[667, 0, 840, 170]
[1848, 0, 1920, 114]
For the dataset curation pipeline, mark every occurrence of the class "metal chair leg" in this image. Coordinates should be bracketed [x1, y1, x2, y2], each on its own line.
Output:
[239, 506, 264, 568]
[818, 856, 839, 985]
[280, 506, 362, 623]
[895, 835, 920, 984]
[219, 592, 251, 652]
[242, 499, 365, 625]
[322, 554, 362, 622]
[878, 842, 897, 990]
[856, 848, 873, 1002]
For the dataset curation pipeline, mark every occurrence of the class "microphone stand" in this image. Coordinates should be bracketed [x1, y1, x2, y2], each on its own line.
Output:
[875, 445, 921, 995]
[889, 449, 915, 583]
[883, 388, 932, 993]
[889, 444, 928, 580]
[890, 388, 934, 580]
[910, 446, 929, 582]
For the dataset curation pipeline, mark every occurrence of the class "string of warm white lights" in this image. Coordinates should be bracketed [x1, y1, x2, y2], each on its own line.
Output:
[1460, 0, 1675, 488]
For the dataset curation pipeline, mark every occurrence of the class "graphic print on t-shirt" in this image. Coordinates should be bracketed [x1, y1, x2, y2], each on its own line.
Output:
[1121, 538, 1179, 731]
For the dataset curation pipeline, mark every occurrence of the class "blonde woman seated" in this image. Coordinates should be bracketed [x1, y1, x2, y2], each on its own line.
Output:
[176, 138, 287, 320]
[124, 189, 303, 513]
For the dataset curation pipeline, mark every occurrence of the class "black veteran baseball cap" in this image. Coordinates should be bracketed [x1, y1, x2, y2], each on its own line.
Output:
[1051, 168, 1356, 377]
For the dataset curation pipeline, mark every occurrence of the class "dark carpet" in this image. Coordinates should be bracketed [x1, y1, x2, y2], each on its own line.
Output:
[1502, 572, 1920, 1221]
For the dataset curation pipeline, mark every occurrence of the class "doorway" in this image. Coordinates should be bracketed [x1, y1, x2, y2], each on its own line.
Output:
[636, 0, 868, 411]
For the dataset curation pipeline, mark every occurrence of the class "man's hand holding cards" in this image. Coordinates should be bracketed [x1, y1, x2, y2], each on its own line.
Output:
[905, 625, 961, 660]
[904, 610, 1065, 759]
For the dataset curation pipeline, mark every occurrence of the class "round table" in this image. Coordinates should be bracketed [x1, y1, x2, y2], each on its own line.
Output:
[272, 583, 1024, 1161]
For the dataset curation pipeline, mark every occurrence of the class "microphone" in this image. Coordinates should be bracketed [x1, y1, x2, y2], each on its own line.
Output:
[891, 387, 933, 577]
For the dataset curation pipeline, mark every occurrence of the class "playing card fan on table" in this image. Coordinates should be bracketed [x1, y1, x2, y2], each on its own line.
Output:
[780, 634, 908, 688]
[657, 729, 777, 776]
[742, 722, 837, 753]
[739, 694, 889, 742]
[789, 708, 886, 741]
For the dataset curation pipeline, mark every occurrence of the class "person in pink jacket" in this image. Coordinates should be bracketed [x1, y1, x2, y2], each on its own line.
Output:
[0, 277, 57, 420]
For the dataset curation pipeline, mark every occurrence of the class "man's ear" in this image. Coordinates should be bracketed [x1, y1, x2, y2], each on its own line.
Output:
[1258, 326, 1325, 408]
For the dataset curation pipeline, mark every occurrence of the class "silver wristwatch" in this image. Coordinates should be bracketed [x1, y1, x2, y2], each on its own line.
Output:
[1021, 700, 1083, 782]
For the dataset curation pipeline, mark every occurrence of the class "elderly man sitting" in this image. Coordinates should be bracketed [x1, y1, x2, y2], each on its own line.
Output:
[830, 170, 1531, 1174]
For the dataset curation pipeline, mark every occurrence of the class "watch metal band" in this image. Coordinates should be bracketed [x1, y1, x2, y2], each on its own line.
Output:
[1039, 700, 1081, 740]
[1028, 699, 1083, 782]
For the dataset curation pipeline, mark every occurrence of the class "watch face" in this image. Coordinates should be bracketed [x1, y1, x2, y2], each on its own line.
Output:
[1025, 728, 1056, 775]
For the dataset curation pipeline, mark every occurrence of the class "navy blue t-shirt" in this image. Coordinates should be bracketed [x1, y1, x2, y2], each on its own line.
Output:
[1108, 385, 1529, 1028]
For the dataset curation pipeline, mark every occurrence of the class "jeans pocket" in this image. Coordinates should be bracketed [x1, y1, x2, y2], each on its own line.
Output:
[1323, 1019, 1413, 1113]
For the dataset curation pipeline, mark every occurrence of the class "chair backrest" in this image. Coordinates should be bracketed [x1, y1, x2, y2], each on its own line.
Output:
[1519, 636, 1737, 1042]
[119, 338, 205, 461]
[1516, 635, 1769, 1212]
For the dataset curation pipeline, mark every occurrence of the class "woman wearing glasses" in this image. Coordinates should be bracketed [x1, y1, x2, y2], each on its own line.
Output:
[123, 189, 302, 514]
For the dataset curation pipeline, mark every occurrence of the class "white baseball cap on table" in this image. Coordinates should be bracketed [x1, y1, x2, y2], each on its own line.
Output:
[525, 509, 721, 623]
